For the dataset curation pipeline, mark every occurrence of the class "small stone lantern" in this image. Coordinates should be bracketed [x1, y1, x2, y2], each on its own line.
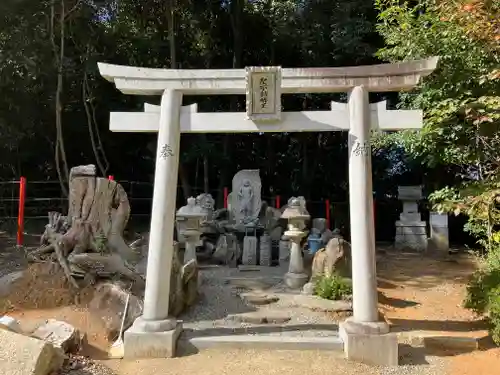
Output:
[176, 197, 205, 264]
[280, 197, 310, 289]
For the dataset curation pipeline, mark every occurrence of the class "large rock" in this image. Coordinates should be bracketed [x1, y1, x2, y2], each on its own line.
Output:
[32, 319, 80, 353]
[311, 236, 351, 279]
[89, 282, 143, 341]
[0, 328, 64, 375]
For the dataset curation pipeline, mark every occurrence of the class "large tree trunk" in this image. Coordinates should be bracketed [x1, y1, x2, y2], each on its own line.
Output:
[30, 165, 139, 289]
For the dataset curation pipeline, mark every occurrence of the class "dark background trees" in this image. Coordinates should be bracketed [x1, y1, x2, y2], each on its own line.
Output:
[1, 0, 498, 244]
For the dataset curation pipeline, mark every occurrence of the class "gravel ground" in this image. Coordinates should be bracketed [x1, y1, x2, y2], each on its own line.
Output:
[179, 265, 344, 339]
[0, 232, 28, 278]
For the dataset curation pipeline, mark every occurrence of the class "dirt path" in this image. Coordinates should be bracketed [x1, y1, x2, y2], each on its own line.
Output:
[103, 347, 446, 375]
[377, 251, 500, 375]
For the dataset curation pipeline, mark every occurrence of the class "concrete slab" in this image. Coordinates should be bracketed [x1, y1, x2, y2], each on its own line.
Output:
[123, 322, 182, 359]
[187, 334, 344, 351]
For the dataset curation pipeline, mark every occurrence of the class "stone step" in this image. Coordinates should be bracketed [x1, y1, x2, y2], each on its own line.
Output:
[185, 334, 344, 351]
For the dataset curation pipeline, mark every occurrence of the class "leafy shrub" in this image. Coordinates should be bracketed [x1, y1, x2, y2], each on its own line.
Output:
[464, 245, 500, 344]
[313, 274, 352, 301]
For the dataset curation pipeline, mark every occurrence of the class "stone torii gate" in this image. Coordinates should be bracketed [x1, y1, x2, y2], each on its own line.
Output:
[98, 58, 438, 364]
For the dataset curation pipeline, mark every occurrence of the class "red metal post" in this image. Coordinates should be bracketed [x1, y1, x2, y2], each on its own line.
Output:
[17, 177, 27, 247]
[223, 187, 229, 209]
[325, 199, 331, 229]
[275, 195, 281, 209]
[108, 175, 114, 181]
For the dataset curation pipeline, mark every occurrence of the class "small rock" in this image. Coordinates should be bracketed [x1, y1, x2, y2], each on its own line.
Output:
[0, 328, 64, 375]
[0, 270, 24, 298]
[0, 315, 22, 333]
[227, 311, 291, 324]
[240, 292, 279, 305]
[301, 282, 315, 295]
[32, 319, 80, 353]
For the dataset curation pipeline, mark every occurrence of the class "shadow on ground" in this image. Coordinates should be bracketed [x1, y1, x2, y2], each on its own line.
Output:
[389, 318, 489, 333]
[378, 291, 420, 308]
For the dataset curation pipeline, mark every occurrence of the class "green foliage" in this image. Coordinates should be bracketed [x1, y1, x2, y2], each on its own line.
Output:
[464, 246, 500, 345]
[429, 181, 500, 249]
[93, 230, 108, 254]
[375, 0, 500, 173]
[313, 274, 352, 301]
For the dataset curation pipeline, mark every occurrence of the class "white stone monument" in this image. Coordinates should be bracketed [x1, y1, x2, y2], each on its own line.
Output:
[98, 57, 438, 365]
[395, 186, 427, 251]
[429, 212, 449, 252]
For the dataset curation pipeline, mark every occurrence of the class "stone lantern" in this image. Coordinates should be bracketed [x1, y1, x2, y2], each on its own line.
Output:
[176, 197, 205, 264]
[280, 197, 310, 289]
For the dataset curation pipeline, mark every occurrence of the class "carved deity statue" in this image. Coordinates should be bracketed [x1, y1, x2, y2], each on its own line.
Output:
[238, 179, 254, 220]
[231, 169, 262, 226]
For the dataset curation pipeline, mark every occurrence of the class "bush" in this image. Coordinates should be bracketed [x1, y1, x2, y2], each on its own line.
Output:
[313, 273, 352, 301]
[464, 245, 500, 345]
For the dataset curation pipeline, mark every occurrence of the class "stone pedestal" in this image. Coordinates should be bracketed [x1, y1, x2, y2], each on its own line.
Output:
[259, 233, 272, 266]
[183, 232, 201, 264]
[284, 230, 308, 289]
[429, 212, 449, 252]
[281, 198, 310, 289]
[124, 317, 182, 359]
[395, 186, 427, 251]
[242, 235, 258, 265]
[339, 318, 398, 366]
[279, 236, 290, 267]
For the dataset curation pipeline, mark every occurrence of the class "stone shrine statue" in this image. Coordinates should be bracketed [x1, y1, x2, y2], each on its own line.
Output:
[231, 170, 262, 226]
[238, 179, 254, 219]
